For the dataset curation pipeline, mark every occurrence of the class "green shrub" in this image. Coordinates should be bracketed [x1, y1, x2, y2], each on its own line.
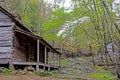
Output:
[0, 69, 12, 75]
[87, 67, 116, 80]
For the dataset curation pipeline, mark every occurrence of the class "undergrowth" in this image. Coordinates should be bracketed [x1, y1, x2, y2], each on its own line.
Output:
[86, 67, 116, 80]
[0, 69, 12, 75]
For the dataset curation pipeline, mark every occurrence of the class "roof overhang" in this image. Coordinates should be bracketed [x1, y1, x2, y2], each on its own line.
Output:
[14, 29, 61, 55]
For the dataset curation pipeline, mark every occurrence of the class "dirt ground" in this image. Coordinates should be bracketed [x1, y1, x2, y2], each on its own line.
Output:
[0, 75, 96, 80]
[0, 75, 59, 80]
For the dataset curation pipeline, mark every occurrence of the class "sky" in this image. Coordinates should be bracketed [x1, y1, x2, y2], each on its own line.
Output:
[114, 0, 120, 3]
[44, 0, 72, 9]
[45, 0, 120, 11]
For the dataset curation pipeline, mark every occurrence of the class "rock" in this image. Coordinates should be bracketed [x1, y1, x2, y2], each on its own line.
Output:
[21, 70, 27, 74]
[0, 67, 5, 72]
[38, 68, 44, 72]
[11, 70, 18, 74]
[28, 71, 33, 74]
[11, 69, 23, 75]
[0, 67, 8, 73]
[24, 66, 35, 72]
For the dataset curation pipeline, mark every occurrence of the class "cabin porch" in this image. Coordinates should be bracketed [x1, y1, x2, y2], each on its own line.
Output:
[10, 29, 61, 72]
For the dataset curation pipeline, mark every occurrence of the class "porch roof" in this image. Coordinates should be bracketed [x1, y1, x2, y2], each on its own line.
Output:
[14, 28, 61, 55]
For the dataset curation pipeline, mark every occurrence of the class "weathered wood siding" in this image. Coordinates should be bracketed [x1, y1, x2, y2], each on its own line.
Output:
[39, 43, 45, 63]
[0, 26, 13, 63]
[13, 32, 35, 62]
[0, 11, 14, 26]
[13, 31, 46, 63]
[0, 11, 13, 64]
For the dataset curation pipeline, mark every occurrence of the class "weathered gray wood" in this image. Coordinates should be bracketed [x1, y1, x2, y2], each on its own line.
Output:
[36, 39, 40, 72]
[0, 40, 12, 42]
[0, 42, 12, 47]
[13, 62, 50, 67]
[0, 22, 14, 26]
[0, 18, 12, 21]
[0, 41, 12, 47]
[0, 26, 12, 31]
[37, 39, 40, 62]
[0, 35, 12, 38]
[0, 53, 11, 58]
[0, 34, 12, 37]
[45, 47, 47, 64]
[0, 27, 12, 42]
[44, 47, 47, 71]
[0, 47, 11, 53]
[0, 11, 10, 19]
[0, 31, 12, 34]
[0, 59, 9, 64]
[57, 54, 59, 67]
[0, 36, 12, 40]
[58, 55, 61, 67]
[49, 50, 51, 65]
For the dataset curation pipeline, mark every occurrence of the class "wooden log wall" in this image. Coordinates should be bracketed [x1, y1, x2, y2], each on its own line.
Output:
[0, 11, 14, 64]
[13, 32, 36, 62]
[0, 26, 13, 64]
[13, 31, 48, 63]
[39, 43, 45, 63]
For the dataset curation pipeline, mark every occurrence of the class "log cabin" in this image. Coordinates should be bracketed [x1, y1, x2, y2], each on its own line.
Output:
[0, 6, 61, 71]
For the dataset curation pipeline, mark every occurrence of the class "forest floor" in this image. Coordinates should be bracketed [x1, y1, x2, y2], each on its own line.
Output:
[54, 57, 116, 80]
[0, 57, 117, 80]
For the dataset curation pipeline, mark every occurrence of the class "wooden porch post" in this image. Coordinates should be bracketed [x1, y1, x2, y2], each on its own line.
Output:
[57, 54, 59, 67]
[49, 50, 51, 65]
[48, 50, 51, 71]
[53, 52, 55, 70]
[43, 47, 47, 71]
[36, 39, 40, 72]
[58, 55, 61, 69]
[9, 29, 15, 70]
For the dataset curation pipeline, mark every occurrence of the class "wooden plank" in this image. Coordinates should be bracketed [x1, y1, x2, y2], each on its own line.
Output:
[0, 35, 12, 38]
[0, 18, 11, 20]
[0, 40, 11, 43]
[58, 55, 61, 67]
[0, 34, 12, 38]
[0, 59, 10, 64]
[0, 40, 12, 42]
[0, 42, 12, 47]
[0, 36, 12, 40]
[37, 39, 40, 62]
[0, 22, 14, 26]
[0, 11, 10, 18]
[49, 50, 51, 65]
[0, 26, 12, 31]
[36, 39, 40, 72]
[0, 53, 11, 58]
[0, 31, 12, 34]
[12, 62, 58, 69]
[45, 47, 47, 64]
[13, 62, 50, 67]
[0, 40, 12, 47]
[0, 47, 11, 53]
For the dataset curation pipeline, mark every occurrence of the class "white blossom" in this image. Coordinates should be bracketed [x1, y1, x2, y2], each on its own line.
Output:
[57, 16, 89, 38]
